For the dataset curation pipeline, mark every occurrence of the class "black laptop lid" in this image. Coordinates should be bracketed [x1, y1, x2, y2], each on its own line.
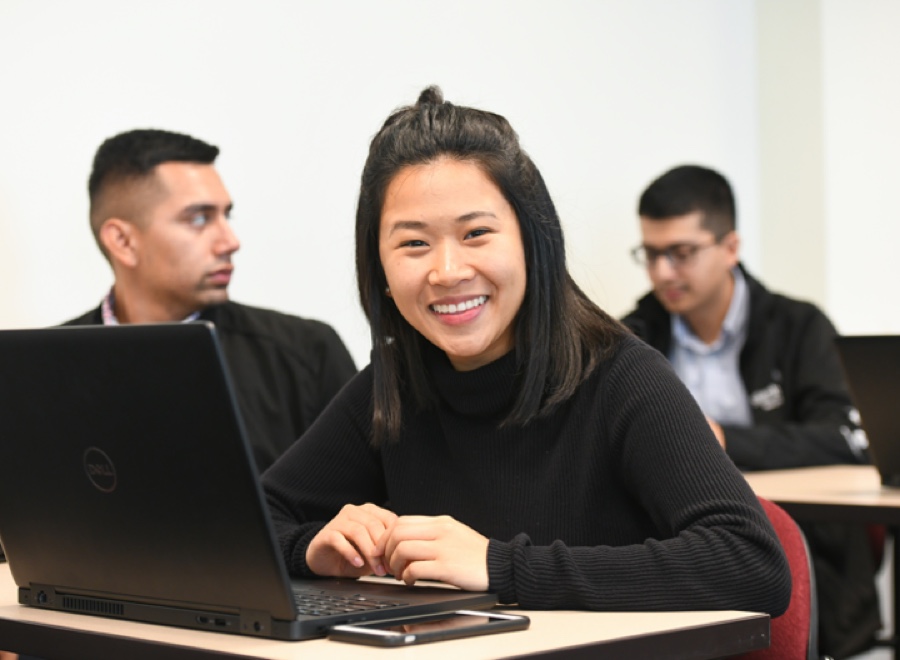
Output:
[835, 335, 900, 487]
[0, 323, 297, 620]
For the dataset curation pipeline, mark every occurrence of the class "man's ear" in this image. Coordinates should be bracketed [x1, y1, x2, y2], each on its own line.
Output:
[721, 230, 740, 267]
[99, 218, 140, 268]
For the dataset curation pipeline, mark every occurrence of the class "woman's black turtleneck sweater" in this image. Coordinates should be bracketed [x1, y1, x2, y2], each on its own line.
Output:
[263, 334, 790, 616]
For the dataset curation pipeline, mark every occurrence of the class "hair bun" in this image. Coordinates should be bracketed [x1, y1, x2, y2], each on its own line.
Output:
[416, 85, 444, 106]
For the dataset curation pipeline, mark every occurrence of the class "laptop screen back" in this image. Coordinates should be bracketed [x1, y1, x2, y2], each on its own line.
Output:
[835, 335, 900, 487]
[0, 323, 297, 619]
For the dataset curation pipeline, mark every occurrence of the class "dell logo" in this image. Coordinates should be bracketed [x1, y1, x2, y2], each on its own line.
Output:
[83, 447, 117, 493]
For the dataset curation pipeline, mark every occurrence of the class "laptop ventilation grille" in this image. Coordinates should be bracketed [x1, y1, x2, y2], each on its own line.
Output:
[62, 595, 124, 616]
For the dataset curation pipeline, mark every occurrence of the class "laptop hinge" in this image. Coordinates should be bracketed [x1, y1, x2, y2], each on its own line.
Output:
[240, 609, 274, 637]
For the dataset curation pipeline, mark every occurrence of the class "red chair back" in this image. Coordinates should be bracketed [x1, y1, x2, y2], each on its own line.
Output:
[738, 497, 816, 660]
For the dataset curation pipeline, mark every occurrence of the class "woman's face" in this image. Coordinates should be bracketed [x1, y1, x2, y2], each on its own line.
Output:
[378, 158, 527, 371]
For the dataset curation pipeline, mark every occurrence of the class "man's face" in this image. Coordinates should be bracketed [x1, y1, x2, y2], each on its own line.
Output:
[130, 162, 239, 319]
[638, 211, 738, 318]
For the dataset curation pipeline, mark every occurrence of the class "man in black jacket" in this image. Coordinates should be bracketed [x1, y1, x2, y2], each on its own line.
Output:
[66, 129, 357, 473]
[622, 164, 877, 659]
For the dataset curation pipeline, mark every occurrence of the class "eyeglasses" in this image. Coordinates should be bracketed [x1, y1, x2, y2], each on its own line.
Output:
[630, 241, 719, 269]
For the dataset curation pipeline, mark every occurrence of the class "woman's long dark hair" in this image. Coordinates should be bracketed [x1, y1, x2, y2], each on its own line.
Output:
[356, 86, 626, 444]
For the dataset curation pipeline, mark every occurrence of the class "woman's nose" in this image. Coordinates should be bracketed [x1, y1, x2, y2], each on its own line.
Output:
[427, 242, 474, 287]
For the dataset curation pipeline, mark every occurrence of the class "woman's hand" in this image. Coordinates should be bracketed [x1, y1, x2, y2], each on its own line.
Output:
[377, 515, 489, 591]
[705, 416, 726, 448]
[306, 503, 398, 578]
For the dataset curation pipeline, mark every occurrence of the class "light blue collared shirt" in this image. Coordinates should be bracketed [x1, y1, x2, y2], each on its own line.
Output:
[669, 268, 753, 427]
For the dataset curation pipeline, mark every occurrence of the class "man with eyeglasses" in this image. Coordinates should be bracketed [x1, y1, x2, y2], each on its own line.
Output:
[622, 164, 877, 659]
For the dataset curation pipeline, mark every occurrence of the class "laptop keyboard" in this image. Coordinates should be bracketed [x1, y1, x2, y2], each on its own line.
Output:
[293, 587, 408, 616]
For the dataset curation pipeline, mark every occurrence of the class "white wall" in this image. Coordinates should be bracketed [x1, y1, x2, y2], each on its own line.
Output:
[755, 0, 900, 337]
[822, 0, 900, 335]
[2, 1, 765, 367]
[757, 0, 826, 306]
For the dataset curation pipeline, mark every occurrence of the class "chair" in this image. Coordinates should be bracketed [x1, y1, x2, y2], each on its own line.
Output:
[737, 497, 828, 660]
[867, 523, 886, 568]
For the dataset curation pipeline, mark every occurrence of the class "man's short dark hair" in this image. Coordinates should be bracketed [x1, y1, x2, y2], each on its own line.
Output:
[89, 128, 219, 201]
[638, 164, 736, 237]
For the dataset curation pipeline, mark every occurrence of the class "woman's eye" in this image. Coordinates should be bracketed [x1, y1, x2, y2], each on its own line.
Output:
[400, 239, 427, 248]
[466, 228, 490, 239]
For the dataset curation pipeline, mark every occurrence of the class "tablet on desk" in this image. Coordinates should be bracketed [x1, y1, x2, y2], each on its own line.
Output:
[328, 610, 530, 647]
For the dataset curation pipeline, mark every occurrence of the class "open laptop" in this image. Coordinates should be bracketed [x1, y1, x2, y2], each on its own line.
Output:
[0, 323, 495, 640]
[835, 335, 900, 487]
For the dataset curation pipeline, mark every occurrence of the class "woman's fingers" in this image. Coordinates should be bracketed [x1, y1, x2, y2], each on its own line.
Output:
[306, 503, 398, 577]
[378, 515, 489, 591]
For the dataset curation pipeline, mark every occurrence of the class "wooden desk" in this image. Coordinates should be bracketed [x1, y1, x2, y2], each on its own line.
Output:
[745, 464, 900, 525]
[0, 564, 768, 659]
[746, 464, 899, 650]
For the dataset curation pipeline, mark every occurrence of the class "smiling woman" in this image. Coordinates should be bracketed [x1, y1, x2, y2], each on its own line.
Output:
[378, 158, 526, 372]
[261, 86, 792, 616]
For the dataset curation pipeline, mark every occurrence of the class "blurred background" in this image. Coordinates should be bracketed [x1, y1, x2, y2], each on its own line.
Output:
[0, 0, 896, 367]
